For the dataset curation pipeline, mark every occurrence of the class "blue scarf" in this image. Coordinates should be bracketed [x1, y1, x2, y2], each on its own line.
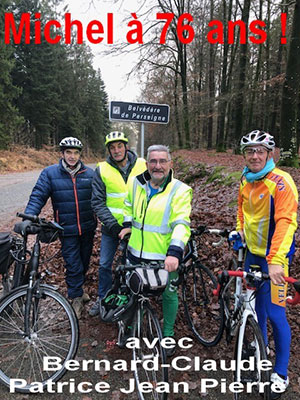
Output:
[242, 159, 275, 183]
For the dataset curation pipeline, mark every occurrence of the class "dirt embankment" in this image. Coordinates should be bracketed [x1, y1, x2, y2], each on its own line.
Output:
[0, 145, 101, 174]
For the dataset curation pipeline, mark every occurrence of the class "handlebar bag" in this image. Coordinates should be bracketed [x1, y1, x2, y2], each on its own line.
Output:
[0, 232, 12, 274]
[128, 268, 169, 296]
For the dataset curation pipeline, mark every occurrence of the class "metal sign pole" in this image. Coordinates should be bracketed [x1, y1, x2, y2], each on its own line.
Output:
[141, 122, 145, 158]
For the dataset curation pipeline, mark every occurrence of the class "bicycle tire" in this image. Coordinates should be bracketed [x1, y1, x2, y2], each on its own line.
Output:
[0, 284, 79, 393]
[132, 302, 168, 400]
[233, 315, 270, 400]
[182, 262, 224, 346]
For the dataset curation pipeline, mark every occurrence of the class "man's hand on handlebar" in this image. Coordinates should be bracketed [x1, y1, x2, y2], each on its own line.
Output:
[164, 256, 179, 272]
[119, 228, 131, 240]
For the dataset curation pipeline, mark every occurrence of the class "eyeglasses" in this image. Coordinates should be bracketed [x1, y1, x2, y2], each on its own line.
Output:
[148, 159, 170, 166]
[244, 147, 267, 156]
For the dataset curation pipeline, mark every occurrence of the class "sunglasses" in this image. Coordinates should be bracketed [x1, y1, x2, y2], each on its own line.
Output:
[244, 147, 267, 156]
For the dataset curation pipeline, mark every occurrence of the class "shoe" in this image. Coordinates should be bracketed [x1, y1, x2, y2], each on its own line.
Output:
[82, 292, 90, 303]
[270, 372, 289, 399]
[89, 298, 100, 316]
[72, 297, 84, 319]
[117, 327, 132, 349]
[164, 337, 176, 357]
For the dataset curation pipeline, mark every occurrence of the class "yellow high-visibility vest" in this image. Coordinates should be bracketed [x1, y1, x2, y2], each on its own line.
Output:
[98, 158, 146, 225]
[124, 175, 192, 259]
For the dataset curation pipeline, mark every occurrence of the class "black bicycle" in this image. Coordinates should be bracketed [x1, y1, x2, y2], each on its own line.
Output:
[0, 232, 23, 296]
[100, 261, 169, 400]
[0, 213, 79, 393]
[174, 226, 230, 346]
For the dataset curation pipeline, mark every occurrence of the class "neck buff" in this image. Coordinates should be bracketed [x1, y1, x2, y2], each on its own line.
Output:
[242, 158, 275, 183]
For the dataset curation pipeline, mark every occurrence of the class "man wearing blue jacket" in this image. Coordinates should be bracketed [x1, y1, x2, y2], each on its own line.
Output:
[24, 137, 97, 319]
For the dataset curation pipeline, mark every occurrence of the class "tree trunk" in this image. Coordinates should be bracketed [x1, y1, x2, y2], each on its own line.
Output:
[207, 0, 215, 150]
[280, 0, 300, 166]
[233, 0, 251, 152]
[216, 0, 233, 152]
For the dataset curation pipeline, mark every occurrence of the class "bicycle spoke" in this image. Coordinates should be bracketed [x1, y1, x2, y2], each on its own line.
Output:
[183, 262, 224, 346]
[0, 286, 78, 393]
[234, 316, 270, 400]
[132, 303, 168, 400]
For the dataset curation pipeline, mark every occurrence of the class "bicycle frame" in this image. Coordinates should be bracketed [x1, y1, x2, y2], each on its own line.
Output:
[234, 285, 262, 382]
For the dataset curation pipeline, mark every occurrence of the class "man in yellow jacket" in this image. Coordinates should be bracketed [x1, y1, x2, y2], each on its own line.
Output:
[120, 144, 192, 356]
[237, 130, 298, 398]
[89, 132, 146, 316]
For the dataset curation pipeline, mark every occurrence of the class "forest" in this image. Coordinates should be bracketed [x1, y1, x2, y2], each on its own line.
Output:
[0, 0, 110, 154]
[0, 0, 300, 164]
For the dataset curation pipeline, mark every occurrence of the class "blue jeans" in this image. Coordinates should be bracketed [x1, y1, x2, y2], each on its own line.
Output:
[98, 232, 119, 299]
[61, 230, 95, 299]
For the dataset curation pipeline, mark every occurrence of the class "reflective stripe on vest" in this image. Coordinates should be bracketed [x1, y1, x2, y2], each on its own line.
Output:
[128, 244, 166, 260]
[128, 178, 191, 259]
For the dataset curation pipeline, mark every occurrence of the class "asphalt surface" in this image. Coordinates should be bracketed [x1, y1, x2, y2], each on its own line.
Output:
[0, 164, 97, 228]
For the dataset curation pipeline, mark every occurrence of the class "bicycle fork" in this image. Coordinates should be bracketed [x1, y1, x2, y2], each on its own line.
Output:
[235, 288, 260, 382]
[24, 241, 40, 338]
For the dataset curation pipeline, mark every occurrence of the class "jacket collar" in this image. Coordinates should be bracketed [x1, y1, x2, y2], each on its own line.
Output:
[59, 158, 86, 173]
[137, 169, 173, 192]
[107, 149, 137, 169]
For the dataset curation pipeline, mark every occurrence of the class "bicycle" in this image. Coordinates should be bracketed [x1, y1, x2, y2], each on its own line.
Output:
[0, 213, 79, 393]
[175, 225, 229, 346]
[100, 261, 169, 400]
[0, 212, 63, 296]
[213, 269, 300, 400]
[0, 230, 29, 297]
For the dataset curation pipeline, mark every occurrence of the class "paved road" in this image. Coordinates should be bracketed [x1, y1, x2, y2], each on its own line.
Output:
[0, 164, 96, 229]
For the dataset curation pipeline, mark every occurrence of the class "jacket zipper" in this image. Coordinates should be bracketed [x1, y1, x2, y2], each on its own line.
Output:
[140, 199, 150, 259]
[139, 190, 158, 258]
[72, 170, 85, 236]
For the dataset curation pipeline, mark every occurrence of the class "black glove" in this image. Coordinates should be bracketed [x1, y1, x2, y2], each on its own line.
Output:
[14, 220, 32, 236]
[110, 224, 122, 238]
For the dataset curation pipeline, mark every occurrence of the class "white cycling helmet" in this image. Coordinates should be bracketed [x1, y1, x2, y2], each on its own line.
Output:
[240, 130, 275, 152]
[59, 137, 83, 151]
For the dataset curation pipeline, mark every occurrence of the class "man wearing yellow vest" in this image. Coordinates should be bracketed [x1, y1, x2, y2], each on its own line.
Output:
[89, 131, 146, 316]
[120, 144, 192, 356]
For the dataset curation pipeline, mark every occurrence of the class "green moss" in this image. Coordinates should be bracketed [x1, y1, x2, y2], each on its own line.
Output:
[228, 199, 238, 208]
[278, 157, 299, 168]
[206, 166, 226, 183]
[223, 171, 241, 186]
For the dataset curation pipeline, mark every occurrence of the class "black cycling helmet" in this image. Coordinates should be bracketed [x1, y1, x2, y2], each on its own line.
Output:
[99, 290, 136, 323]
[59, 137, 83, 151]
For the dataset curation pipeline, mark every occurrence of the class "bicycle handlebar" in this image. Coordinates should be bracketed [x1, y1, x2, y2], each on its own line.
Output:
[213, 270, 300, 306]
[17, 212, 40, 223]
[116, 261, 165, 274]
[14, 213, 64, 237]
[191, 226, 231, 247]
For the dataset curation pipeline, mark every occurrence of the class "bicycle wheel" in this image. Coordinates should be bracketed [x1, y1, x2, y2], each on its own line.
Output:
[0, 284, 79, 393]
[182, 262, 224, 346]
[234, 315, 270, 400]
[132, 302, 168, 400]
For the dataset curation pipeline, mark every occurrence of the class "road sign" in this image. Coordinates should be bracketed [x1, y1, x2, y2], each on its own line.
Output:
[109, 101, 170, 124]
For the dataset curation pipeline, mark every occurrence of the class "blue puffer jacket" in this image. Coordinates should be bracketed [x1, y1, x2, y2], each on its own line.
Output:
[25, 159, 97, 236]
